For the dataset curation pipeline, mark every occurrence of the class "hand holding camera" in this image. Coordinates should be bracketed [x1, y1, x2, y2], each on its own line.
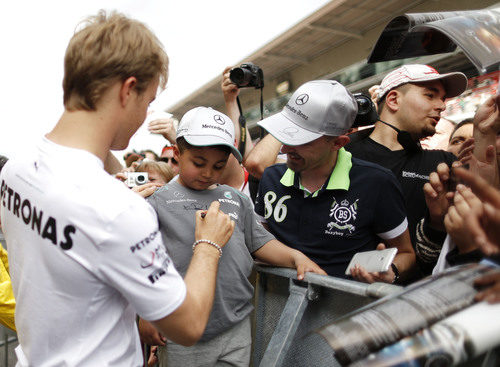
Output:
[229, 62, 264, 89]
[221, 66, 240, 103]
[126, 172, 149, 188]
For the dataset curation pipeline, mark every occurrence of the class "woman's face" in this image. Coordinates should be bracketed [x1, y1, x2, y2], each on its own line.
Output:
[146, 168, 168, 185]
[447, 123, 473, 157]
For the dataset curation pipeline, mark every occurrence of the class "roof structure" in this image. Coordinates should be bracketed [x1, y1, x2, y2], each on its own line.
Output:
[167, 0, 498, 120]
[167, 0, 429, 118]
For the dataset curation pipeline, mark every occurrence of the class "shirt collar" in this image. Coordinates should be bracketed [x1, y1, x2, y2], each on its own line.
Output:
[279, 148, 352, 193]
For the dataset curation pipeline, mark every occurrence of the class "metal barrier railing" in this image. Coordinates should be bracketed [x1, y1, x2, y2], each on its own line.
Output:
[252, 265, 402, 367]
[252, 265, 500, 367]
[2, 265, 498, 366]
[0, 326, 17, 367]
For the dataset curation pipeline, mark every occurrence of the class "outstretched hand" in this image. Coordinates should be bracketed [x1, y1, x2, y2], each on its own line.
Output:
[475, 270, 500, 304]
[457, 137, 474, 164]
[423, 162, 454, 231]
[458, 137, 498, 186]
[453, 167, 500, 255]
[291, 251, 327, 280]
[473, 93, 500, 135]
[444, 185, 483, 253]
[148, 117, 177, 145]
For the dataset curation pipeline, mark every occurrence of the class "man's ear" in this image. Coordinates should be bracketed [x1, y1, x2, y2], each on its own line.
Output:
[173, 144, 181, 160]
[384, 89, 401, 113]
[332, 135, 350, 150]
[119, 77, 138, 107]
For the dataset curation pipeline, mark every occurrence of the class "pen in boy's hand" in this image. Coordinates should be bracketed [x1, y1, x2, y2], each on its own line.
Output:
[201, 211, 207, 218]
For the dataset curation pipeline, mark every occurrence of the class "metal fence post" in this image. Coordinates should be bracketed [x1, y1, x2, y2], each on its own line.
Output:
[258, 280, 317, 367]
[3, 328, 7, 367]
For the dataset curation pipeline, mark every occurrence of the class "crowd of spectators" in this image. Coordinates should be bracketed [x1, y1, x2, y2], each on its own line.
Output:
[116, 64, 500, 365]
[0, 9, 498, 367]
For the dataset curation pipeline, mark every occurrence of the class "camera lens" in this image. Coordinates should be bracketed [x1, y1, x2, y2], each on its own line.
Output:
[356, 95, 372, 114]
[353, 93, 379, 128]
[230, 68, 252, 87]
[136, 175, 147, 185]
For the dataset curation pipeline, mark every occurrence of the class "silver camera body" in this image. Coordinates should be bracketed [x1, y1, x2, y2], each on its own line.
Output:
[126, 172, 149, 188]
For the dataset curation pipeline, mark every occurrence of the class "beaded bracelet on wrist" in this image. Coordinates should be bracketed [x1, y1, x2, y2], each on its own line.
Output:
[192, 239, 223, 257]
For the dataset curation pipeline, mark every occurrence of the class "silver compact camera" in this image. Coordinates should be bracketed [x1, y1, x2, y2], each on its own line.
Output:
[126, 172, 149, 188]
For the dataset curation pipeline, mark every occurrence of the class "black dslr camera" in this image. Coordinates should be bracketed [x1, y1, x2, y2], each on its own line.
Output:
[230, 63, 264, 89]
[352, 93, 379, 127]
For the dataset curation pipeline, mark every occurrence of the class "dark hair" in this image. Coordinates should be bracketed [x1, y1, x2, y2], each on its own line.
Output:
[176, 137, 231, 155]
[449, 118, 473, 143]
[123, 151, 144, 167]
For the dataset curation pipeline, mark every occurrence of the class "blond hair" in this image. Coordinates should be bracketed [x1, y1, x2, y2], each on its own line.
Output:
[63, 10, 168, 111]
[136, 160, 174, 184]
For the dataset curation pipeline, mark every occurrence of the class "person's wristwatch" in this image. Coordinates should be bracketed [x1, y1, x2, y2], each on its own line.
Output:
[391, 263, 400, 284]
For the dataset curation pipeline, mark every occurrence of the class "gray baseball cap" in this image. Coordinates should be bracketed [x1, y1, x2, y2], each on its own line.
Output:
[258, 80, 358, 146]
[177, 107, 242, 162]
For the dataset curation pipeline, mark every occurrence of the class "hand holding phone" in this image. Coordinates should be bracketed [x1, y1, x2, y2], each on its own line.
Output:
[345, 248, 398, 275]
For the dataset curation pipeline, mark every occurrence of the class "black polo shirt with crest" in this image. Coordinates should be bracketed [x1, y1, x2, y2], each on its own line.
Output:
[255, 148, 408, 277]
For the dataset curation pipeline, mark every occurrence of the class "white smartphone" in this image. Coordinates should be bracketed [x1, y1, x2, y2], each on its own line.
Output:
[345, 248, 398, 275]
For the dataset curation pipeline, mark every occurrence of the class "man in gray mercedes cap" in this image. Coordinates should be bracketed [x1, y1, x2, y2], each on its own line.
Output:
[254, 80, 416, 283]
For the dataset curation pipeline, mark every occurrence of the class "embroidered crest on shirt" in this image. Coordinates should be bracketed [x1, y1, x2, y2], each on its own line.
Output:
[325, 199, 359, 236]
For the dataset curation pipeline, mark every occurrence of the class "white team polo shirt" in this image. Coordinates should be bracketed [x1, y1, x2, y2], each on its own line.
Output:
[0, 137, 186, 366]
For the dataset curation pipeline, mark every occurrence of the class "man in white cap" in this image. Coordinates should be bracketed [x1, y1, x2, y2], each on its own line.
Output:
[346, 64, 467, 276]
[255, 80, 416, 283]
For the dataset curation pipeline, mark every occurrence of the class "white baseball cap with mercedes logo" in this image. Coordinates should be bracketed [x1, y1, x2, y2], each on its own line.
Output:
[258, 80, 358, 146]
[177, 106, 242, 162]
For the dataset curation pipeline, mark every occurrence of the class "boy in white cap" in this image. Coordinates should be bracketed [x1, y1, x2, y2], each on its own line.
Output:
[255, 80, 416, 283]
[147, 106, 325, 367]
[346, 64, 468, 276]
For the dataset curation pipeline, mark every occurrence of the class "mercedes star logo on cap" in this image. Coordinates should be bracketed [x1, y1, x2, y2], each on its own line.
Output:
[281, 127, 299, 138]
[295, 94, 309, 105]
[213, 115, 225, 125]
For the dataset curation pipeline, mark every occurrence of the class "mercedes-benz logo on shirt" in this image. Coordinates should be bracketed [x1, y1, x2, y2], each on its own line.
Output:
[213, 115, 225, 125]
[295, 94, 309, 105]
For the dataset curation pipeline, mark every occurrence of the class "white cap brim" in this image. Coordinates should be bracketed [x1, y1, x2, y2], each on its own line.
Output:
[433, 72, 468, 99]
[258, 111, 323, 146]
[184, 135, 242, 162]
[378, 70, 467, 102]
